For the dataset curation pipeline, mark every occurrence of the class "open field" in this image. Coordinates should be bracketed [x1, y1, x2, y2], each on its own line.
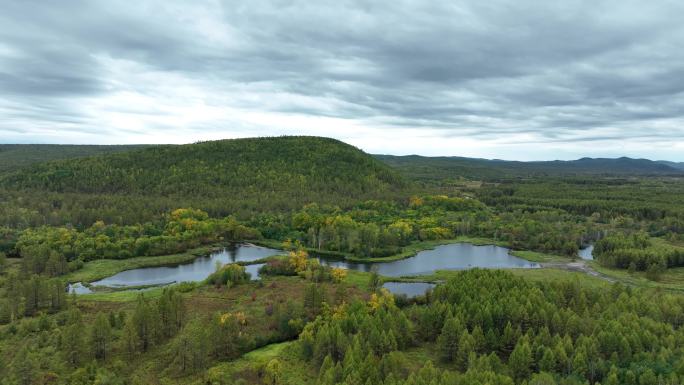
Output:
[591, 263, 684, 292]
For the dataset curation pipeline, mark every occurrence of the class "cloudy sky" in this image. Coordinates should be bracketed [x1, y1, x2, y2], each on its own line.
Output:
[1, 1, 684, 160]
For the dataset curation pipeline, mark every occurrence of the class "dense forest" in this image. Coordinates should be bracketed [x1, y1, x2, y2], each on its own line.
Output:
[0, 137, 411, 226]
[302, 270, 684, 385]
[1, 136, 684, 384]
[2, 138, 406, 197]
[0, 145, 152, 173]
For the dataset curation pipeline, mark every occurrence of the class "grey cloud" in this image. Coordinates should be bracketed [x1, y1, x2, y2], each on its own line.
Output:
[1, 0, 684, 157]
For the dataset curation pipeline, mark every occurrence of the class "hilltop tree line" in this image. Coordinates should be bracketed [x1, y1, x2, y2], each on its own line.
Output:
[0, 137, 409, 226]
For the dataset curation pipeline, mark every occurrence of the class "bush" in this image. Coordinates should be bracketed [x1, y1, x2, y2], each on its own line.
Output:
[645, 261, 666, 281]
[259, 259, 297, 276]
[206, 263, 250, 287]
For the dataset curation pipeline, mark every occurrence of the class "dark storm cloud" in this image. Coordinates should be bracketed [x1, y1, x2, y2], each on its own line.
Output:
[1, 0, 683, 157]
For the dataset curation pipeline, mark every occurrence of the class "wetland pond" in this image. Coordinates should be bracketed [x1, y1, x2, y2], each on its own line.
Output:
[318, 243, 538, 277]
[578, 245, 594, 260]
[69, 242, 539, 296]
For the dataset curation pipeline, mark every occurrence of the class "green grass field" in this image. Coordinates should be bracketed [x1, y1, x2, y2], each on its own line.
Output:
[206, 341, 314, 385]
[509, 250, 570, 263]
[65, 246, 217, 283]
[591, 263, 684, 292]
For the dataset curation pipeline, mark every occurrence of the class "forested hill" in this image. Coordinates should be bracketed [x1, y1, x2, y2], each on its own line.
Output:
[0, 144, 152, 173]
[1, 136, 408, 200]
[377, 154, 683, 181]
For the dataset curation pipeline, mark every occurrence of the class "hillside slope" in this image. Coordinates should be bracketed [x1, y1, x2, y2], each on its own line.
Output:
[0, 144, 151, 173]
[377, 154, 682, 181]
[2, 136, 408, 199]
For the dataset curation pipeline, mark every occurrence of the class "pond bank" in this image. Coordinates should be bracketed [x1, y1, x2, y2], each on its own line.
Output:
[66, 245, 221, 284]
[253, 236, 568, 264]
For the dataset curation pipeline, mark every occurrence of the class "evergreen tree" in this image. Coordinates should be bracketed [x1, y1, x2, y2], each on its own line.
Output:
[436, 316, 462, 362]
[509, 340, 533, 382]
[304, 283, 326, 316]
[62, 308, 85, 367]
[157, 288, 185, 338]
[538, 348, 556, 373]
[529, 372, 557, 385]
[604, 366, 619, 385]
[172, 319, 209, 374]
[456, 330, 475, 372]
[90, 312, 112, 361]
[263, 358, 283, 385]
[368, 268, 381, 292]
[120, 315, 139, 359]
[12, 346, 35, 385]
[132, 294, 157, 352]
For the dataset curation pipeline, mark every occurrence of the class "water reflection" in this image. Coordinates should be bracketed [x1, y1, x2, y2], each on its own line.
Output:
[70, 242, 540, 294]
[90, 244, 281, 287]
[578, 245, 594, 260]
[319, 243, 538, 277]
[382, 282, 436, 297]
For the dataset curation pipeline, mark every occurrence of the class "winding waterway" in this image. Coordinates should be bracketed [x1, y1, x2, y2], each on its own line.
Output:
[68, 244, 281, 294]
[69, 242, 539, 296]
[318, 243, 538, 277]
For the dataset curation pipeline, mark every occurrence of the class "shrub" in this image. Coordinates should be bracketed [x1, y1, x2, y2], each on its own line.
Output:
[206, 263, 250, 287]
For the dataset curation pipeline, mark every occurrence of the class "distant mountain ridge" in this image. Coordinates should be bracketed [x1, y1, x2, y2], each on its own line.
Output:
[529, 156, 679, 173]
[657, 160, 684, 171]
[376, 154, 683, 181]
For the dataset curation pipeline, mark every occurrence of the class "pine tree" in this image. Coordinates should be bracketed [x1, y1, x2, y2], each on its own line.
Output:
[304, 283, 326, 316]
[639, 369, 657, 385]
[436, 316, 461, 362]
[501, 321, 517, 354]
[571, 347, 587, 378]
[12, 346, 35, 385]
[318, 355, 335, 384]
[49, 279, 66, 312]
[61, 308, 85, 367]
[368, 269, 381, 292]
[538, 348, 556, 373]
[529, 372, 557, 385]
[132, 294, 156, 352]
[120, 316, 139, 359]
[471, 325, 486, 353]
[157, 288, 185, 338]
[90, 312, 112, 361]
[509, 340, 533, 382]
[604, 365, 619, 385]
[172, 319, 209, 374]
[263, 358, 283, 385]
[455, 330, 475, 372]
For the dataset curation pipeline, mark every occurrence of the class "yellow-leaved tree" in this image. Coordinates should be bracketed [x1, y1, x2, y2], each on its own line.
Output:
[288, 249, 308, 273]
[331, 267, 347, 283]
